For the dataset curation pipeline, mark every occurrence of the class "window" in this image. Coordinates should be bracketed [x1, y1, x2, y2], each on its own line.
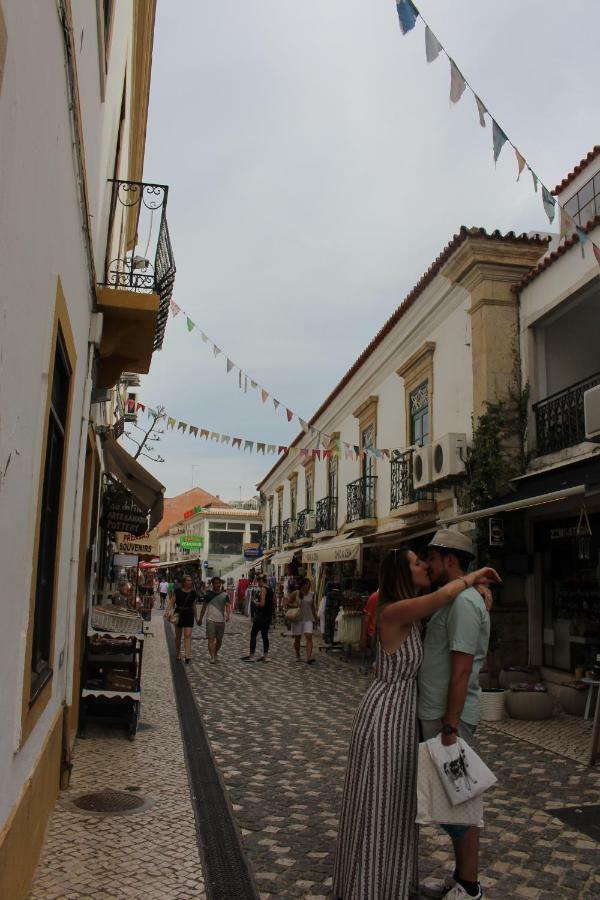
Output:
[563, 172, 600, 227]
[209, 521, 227, 530]
[290, 484, 297, 520]
[328, 455, 338, 498]
[209, 530, 244, 555]
[226, 522, 245, 531]
[268, 497, 273, 530]
[410, 381, 430, 447]
[31, 331, 71, 700]
[305, 472, 314, 511]
[250, 524, 262, 538]
[362, 423, 375, 480]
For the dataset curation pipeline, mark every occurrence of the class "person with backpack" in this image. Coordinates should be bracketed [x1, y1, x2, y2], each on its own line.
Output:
[241, 575, 274, 662]
[197, 576, 231, 664]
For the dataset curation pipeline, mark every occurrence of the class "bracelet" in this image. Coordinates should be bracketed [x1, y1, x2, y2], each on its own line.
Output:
[458, 577, 469, 591]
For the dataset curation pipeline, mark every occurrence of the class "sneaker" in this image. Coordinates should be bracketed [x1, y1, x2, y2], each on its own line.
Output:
[257, 655, 268, 662]
[240, 655, 255, 661]
[420, 875, 456, 898]
[443, 883, 482, 900]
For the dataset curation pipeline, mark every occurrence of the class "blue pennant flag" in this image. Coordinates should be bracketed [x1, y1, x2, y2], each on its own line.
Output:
[492, 120, 508, 164]
[396, 0, 419, 35]
[542, 186, 556, 224]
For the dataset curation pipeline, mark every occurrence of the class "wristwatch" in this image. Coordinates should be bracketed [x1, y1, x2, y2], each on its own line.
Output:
[441, 724, 458, 736]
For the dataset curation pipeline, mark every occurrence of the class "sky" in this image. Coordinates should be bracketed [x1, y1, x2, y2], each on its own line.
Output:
[137, 0, 600, 501]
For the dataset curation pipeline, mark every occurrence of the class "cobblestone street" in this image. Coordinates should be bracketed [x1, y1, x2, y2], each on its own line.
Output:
[188, 615, 600, 900]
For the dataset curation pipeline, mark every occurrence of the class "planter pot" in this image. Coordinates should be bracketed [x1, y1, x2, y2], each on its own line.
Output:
[480, 689, 506, 722]
[505, 691, 554, 720]
[498, 667, 541, 689]
[558, 684, 588, 718]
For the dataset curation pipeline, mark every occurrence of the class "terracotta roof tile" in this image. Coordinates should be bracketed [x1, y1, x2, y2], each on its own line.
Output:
[156, 487, 230, 536]
[553, 145, 600, 195]
[515, 214, 600, 290]
[258, 227, 547, 489]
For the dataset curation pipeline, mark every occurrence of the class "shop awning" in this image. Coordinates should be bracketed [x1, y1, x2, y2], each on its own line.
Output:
[437, 455, 600, 526]
[302, 536, 362, 564]
[103, 435, 165, 530]
[271, 549, 300, 566]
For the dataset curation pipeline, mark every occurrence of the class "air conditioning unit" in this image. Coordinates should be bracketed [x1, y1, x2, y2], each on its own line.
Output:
[412, 444, 433, 489]
[431, 433, 468, 481]
[584, 385, 600, 442]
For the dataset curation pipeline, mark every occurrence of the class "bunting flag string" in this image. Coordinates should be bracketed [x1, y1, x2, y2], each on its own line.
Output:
[394, 1, 600, 262]
[167, 297, 327, 441]
[126, 397, 406, 461]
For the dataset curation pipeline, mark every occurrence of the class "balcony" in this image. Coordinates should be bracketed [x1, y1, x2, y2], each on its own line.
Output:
[390, 450, 435, 516]
[315, 496, 338, 534]
[282, 518, 296, 545]
[264, 525, 282, 550]
[346, 476, 377, 525]
[295, 509, 314, 541]
[96, 179, 176, 388]
[534, 372, 600, 455]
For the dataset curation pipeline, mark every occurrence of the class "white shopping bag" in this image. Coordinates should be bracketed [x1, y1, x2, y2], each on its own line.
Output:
[416, 742, 483, 827]
[426, 735, 497, 807]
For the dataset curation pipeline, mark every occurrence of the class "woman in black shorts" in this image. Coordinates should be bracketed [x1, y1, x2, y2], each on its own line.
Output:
[164, 574, 199, 664]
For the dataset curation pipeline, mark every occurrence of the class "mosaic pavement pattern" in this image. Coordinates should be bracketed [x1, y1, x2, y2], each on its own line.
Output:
[188, 615, 600, 900]
[485, 713, 594, 767]
[30, 613, 206, 900]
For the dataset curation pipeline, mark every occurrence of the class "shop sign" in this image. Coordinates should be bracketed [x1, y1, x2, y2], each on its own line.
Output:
[104, 484, 148, 536]
[550, 526, 578, 541]
[244, 543, 261, 559]
[179, 535, 204, 549]
[489, 517, 504, 547]
[184, 505, 203, 520]
[113, 553, 138, 568]
[115, 532, 158, 556]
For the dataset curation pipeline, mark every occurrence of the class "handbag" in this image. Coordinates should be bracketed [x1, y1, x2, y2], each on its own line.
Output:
[416, 742, 484, 827]
[285, 604, 302, 623]
[167, 608, 180, 627]
[426, 735, 497, 806]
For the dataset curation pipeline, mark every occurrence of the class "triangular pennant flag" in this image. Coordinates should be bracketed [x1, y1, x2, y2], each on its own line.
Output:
[127, 399, 135, 413]
[382, 448, 390, 459]
[147, 407, 157, 418]
[542, 186, 556, 224]
[221, 435, 231, 445]
[238, 370, 242, 389]
[345, 449, 355, 460]
[343, 442, 350, 449]
[576, 227, 589, 256]
[310, 426, 318, 437]
[177, 421, 187, 433]
[200, 429, 209, 440]
[200, 331, 209, 343]
[226, 358, 234, 373]
[167, 417, 176, 430]
[373, 448, 383, 459]
[186, 317, 195, 332]
[278, 446, 287, 455]
[593, 243, 600, 267]
[251, 380, 257, 390]
[449, 60, 466, 104]
[136, 402, 145, 413]
[267, 445, 276, 455]
[232, 437, 242, 449]
[300, 448, 310, 458]
[323, 449, 332, 460]
[475, 95, 487, 128]
[492, 120, 508, 164]
[189, 426, 198, 438]
[286, 408, 293, 422]
[530, 168, 539, 193]
[312, 449, 321, 460]
[515, 148, 526, 180]
[353, 445, 360, 455]
[273, 399, 280, 411]
[396, 0, 419, 35]
[170, 300, 181, 317]
[425, 25, 442, 62]
[261, 389, 269, 404]
[213, 345, 221, 357]
[560, 208, 576, 241]
[244, 440, 253, 452]
[210, 432, 220, 442]
[257, 443, 266, 454]
[299, 419, 309, 432]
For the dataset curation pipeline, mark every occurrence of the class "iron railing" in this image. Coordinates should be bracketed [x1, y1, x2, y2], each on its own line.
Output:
[390, 449, 431, 509]
[315, 496, 338, 533]
[282, 518, 295, 544]
[533, 372, 600, 455]
[347, 476, 377, 523]
[264, 525, 282, 550]
[295, 509, 313, 539]
[100, 179, 176, 351]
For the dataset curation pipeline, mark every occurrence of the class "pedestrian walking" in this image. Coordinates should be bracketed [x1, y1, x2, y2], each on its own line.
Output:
[419, 530, 494, 900]
[164, 574, 200, 664]
[285, 577, 318, 664]
[197, 576, 231, 664]
[332, 548, 499, 900]
[158, 575, 169, 610]
[241, 575, 274, 661]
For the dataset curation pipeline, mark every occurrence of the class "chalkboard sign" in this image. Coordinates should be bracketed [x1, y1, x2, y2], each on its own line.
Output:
[103, 483, 148, 536]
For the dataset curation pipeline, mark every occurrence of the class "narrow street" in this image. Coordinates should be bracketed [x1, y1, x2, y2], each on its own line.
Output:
[189, 615, 600, 900]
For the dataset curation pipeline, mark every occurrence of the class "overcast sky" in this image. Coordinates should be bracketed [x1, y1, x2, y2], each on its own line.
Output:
[137, 0, 599, 500]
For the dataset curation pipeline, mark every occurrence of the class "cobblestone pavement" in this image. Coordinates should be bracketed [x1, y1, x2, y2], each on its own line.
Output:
[188, 615, 600, 900]
[486, 714, 593, 766]
[30, 613, 206, 900]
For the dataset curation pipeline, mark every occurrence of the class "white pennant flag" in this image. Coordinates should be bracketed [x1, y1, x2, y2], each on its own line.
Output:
[425, 26, 442, 63]
[449, 60, 466, 104]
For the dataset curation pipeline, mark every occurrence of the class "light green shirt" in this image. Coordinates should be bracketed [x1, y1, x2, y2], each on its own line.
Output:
[418, 587, 490, 726]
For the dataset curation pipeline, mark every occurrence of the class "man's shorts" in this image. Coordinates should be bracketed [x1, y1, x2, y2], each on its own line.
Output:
[206, 621, 225, 640]
[420, 718, 478, 839]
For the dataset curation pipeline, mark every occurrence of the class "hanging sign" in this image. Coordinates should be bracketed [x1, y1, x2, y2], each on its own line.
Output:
[243, 542, 262, 559]
[115, 532, 158, 556]
[103, 484, 148, 536]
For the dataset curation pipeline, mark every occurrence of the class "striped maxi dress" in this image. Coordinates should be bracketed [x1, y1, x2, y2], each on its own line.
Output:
[332, 626, 423, 900]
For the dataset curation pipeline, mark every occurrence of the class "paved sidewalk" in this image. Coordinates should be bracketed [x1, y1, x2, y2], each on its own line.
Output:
[30, 613, 206, 900]
[187, 615, 600, 900]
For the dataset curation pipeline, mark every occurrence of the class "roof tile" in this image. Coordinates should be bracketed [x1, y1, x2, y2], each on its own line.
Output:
[553, 145, 600, 195]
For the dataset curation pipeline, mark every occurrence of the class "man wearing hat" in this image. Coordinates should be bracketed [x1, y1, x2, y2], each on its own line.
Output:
[419, 529, 491, 900]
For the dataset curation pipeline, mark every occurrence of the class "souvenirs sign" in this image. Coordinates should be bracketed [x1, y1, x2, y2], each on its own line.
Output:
[115, 532, 159, 556]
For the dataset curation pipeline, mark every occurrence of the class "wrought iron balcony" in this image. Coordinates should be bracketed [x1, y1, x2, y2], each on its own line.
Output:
[100, 179, 176, 351]
[390, 449, 431, 509]
[282, 518, 296, 544]
[347, 476, 377, 524]
[533, 372, 600, 455]
[315, 496, 338, 533]
[272, 525, 282, 548]
[295, 509, 314, 540]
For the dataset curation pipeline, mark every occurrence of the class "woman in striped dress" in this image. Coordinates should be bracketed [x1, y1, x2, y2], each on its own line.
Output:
[332, 549, 499, 900]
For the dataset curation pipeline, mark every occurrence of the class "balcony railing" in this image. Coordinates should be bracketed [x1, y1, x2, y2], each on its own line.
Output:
[390, 449, 431, 509]
[100, 179, 176, 351]
[533, 372, 600, 455]
[282, 518, 296, 544]
[347, 476, 377, 524]
[315, 496, 338, 533]
[295, 509, 314, 539]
